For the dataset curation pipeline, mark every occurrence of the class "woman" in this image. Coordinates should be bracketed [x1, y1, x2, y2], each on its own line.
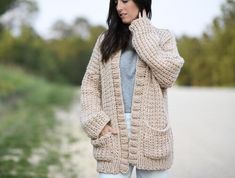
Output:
[80, 0, 184, 177]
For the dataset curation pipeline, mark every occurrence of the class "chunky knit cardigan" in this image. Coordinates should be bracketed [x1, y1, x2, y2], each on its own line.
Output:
[80, 17, 184, 174]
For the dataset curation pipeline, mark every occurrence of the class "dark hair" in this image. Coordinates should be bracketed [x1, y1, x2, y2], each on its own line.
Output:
[100, 0, 152, 63]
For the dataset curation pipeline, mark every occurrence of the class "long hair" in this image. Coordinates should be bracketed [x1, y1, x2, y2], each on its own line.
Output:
[100, 0, 152, 63]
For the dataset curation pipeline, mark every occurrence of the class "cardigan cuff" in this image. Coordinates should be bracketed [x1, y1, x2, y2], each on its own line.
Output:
[82, 112, 111, 139]
[129, 17, 160, 42]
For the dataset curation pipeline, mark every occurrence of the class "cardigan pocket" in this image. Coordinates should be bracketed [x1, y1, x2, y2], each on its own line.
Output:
[143, 121, 172, 159]
[91, 132, 114, 161]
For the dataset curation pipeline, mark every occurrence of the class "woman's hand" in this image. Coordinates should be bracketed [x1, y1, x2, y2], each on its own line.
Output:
[99, 123, 118, 137]
[138, 9, 147, 18]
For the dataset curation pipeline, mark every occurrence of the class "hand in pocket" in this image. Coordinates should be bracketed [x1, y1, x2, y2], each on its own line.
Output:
[99, 123, 118, 137]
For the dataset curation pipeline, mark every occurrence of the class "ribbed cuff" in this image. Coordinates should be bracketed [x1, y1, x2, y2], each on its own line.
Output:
[129, 18, 154, 33]
[83, 112, 110, 139]
[129, 17, 160, 42]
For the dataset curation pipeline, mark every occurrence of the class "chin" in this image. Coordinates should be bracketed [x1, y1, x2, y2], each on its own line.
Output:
[122, 19, 132, 24]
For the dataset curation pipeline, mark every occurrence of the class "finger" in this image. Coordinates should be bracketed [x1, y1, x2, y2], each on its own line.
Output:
[104, 125, 117, 135]
[110, 127, 118, 134]
[101, 130, 109, 136]
[100, 127, 109, 136]
[139, 11, 141, 18]
[109, 127, 117, 134]
[143, 9, 147, 17]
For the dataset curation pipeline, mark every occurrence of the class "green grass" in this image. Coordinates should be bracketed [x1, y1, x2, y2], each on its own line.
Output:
[0, 65, 77, 177]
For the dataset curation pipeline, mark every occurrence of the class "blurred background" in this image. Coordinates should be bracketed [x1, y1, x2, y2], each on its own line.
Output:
[0, 0, 234, 177]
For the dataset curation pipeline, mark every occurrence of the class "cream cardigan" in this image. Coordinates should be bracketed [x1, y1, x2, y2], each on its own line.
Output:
[80, 17, 184, 174]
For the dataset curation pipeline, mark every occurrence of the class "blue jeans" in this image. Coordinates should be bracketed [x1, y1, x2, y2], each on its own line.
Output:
[99, 113, 169, 178]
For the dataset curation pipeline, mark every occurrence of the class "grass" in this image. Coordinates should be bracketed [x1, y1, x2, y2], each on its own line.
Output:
[0, 65, 77, 177]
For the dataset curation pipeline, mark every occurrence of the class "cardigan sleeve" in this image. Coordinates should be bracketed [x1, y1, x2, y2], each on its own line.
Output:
[129, 17, 184, 88]
[79, 34, 110, 139]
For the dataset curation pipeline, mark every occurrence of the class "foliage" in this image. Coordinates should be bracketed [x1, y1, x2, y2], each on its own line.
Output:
[0, 0, 38, 35]
[0, 0, 234, 87]
[0, 18, 106, 85]
[0, 0, 16, 16]
[177, 0, 235, 86]
[0, 64, 76, 177]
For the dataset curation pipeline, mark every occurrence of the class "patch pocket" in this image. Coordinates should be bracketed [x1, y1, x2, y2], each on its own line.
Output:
[143, 122, 172, 159]
[91, 132, 114, 161]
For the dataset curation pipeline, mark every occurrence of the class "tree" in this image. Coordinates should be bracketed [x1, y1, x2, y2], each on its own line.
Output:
[177, 0, 235, 86]
[0, 0, 38, 36]
[0, 0, 16, 16]
[51, 17, 92, 39]
[0, 0, 16, 31]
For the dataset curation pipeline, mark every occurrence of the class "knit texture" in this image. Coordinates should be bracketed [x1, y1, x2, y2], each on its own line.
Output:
[80, 17, 184, 174]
